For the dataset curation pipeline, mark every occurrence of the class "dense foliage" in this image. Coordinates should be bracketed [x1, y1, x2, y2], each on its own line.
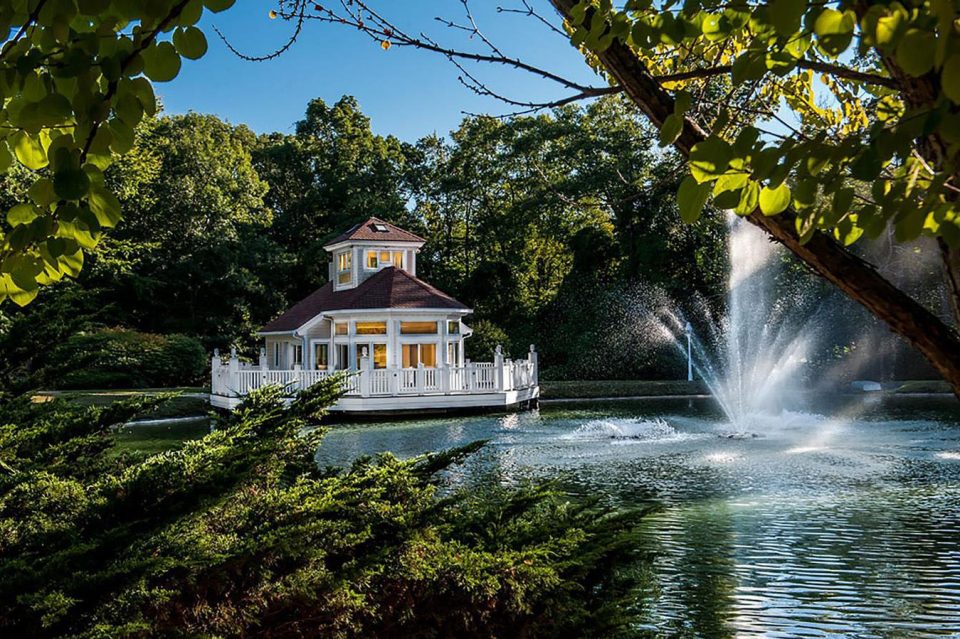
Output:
[0, 94, 738, 388]
[0, 379, 649, 638]
[0, 0, 232, 305]
[570, 0, 960, 247]
[42, 328, 206, 389]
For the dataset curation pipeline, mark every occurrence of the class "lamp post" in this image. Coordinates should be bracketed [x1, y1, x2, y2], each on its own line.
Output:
[684, 321, 693, 382]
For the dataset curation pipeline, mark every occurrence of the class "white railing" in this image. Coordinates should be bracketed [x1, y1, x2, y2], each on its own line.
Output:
[210, 345, 539, 401]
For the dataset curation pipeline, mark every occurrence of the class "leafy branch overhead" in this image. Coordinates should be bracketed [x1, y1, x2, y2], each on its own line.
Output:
[566, 0, 960, 248]
[0, 0, 232, 306]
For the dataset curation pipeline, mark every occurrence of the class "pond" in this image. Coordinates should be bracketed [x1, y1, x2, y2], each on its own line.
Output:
[317, 395, 960, 638]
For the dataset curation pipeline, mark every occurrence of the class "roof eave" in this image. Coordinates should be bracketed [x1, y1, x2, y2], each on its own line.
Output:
[323, 238, 425, 252]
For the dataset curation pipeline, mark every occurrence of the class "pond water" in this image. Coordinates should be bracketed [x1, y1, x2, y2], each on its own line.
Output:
[317, 395, 960, 638]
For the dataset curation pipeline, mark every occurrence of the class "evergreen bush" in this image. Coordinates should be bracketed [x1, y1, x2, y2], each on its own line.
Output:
[0, 378, 651, 638]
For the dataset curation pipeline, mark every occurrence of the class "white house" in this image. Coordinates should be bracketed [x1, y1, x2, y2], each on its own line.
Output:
[210, 217, 539, 413]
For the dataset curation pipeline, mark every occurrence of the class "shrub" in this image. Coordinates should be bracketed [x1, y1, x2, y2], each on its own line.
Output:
[43, 328, 207, 389]
[0, 379, 651, 638]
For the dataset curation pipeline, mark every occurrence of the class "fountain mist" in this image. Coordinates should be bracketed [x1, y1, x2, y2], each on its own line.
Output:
[659, 217, 817, 426]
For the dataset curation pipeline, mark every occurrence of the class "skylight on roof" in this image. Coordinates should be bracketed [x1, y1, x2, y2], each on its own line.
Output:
[372, 223, 389, 232]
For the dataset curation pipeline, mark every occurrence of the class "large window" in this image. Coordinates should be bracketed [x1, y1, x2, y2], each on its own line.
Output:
[400, 321, 437, 335]
[337, 252, 351, 284]
[356, 343, 388, 369]
[355, 321, 387, 335]
[365, 250, 405, 270]
[314, 343, 329, 370]
[402, 343, 437, 368]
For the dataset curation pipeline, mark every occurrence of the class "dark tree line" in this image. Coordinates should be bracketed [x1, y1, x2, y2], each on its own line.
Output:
[0, 94, 943, 389]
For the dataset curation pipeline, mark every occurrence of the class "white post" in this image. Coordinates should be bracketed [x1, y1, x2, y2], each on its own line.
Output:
[228, 347, 239, 395]
[258, 347, 267, 389]
[360, 347, 371, 397]
[417, 361, 424, 393]
[528, 344, 539, 387]
[494, 344, 505, 392]
[211, 348, 221, 396]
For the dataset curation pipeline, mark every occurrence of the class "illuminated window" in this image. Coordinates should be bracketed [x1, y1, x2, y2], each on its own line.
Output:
[366, 251, 378, 268]
[335, 322, 348, 335]
[421, 343, 437, 367]
[402, 343, 437, 368]
[447, 321, 459, 335]
[356, 343, 388, 369]
[400, 321, 437, 334]
[337, 252, 351, 284]
[373, 343, 387, 368]
[355, 321, 387, 335]
[379, 250, 391, 264]
[314, 343, 329, 370]
[393, 251, 405, 269]
[447, 342, 459, 366]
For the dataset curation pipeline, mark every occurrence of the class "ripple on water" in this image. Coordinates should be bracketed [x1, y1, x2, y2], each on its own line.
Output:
[316, 398, 960, 637]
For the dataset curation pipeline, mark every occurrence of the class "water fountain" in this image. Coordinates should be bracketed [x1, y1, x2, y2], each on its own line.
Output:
[658, 216, 818, 427]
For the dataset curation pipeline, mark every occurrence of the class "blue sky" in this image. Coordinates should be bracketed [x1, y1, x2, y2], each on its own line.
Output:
[158, 1, 600, 141]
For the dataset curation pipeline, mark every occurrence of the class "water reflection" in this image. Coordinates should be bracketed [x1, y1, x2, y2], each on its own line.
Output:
[317, 395, 960, 637]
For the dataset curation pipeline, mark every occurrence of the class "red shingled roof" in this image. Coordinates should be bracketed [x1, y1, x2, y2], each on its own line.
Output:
[323, 217, 425, 247]
[260, 267, 469, 333]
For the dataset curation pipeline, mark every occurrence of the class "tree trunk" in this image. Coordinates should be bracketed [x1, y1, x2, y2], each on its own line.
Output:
[549, 0, 960, 397]
[941, 239, 960, 327]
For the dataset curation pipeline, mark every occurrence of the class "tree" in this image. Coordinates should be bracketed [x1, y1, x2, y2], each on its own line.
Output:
[0, 0, 233, 305]
[253, 96, 413, 299]
[552, 0, 960, 392]
[0, 381, 649, 637]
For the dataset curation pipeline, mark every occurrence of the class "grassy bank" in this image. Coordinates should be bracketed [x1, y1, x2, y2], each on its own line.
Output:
[33, 389, 209, 419]
[540, 379, 709, 399]
[890, 380, 953, 394]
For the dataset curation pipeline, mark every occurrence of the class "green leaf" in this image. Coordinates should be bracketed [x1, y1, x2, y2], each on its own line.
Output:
[677, 176, 711, 223]
[689, 137, 732, 183]
[0, 143, 11, 173]
[659, 114, 683, 146]
[769, 0, 806, 36]
[173, 26, 208, 60]
[759, 184, 791, 216]
[87, 185, 122, 228]
[7, 203, 39, 227]
[714, 171, 749, 195]
[734, 180, 760, 216]
[942, 55, 960, 103]
[12, 131, 48, 170]
[814, 8, 855, 57]
[895, 29, 935, 77]
[142, 41, 182, 82]
[54, 167, 92, 201]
